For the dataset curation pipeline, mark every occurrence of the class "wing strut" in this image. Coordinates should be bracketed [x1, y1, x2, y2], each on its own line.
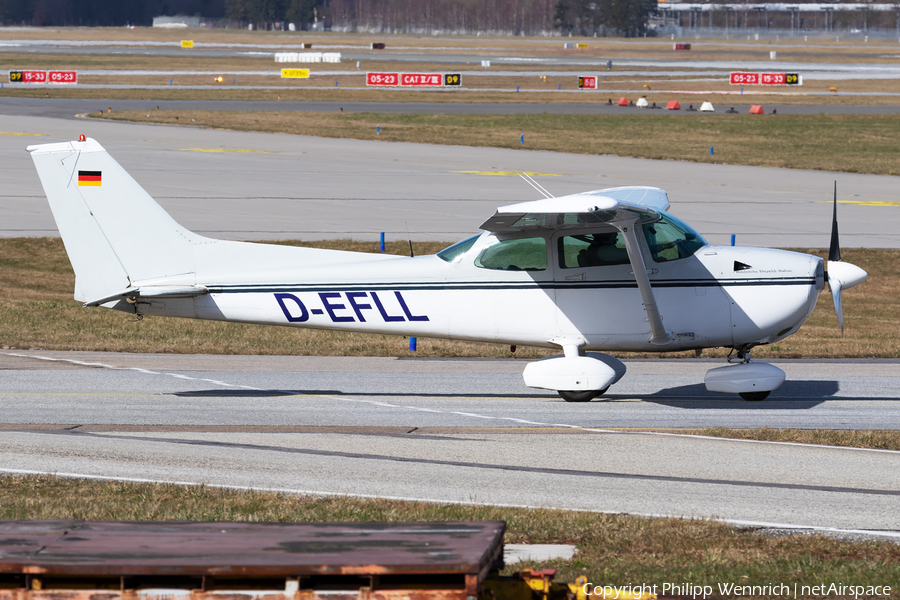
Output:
[617, 219, 673, 346]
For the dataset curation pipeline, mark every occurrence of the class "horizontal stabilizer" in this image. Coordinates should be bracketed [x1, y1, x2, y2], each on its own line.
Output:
[84, 285, 209, 308]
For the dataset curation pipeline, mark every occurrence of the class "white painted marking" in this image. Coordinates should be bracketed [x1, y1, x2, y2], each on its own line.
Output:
[1, 466, 897, 541]
[5, 352, 900, 455]
[451, 412, 497, 419]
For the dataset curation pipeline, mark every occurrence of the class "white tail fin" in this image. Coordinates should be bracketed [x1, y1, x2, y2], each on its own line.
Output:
[28, 137, 205, 303]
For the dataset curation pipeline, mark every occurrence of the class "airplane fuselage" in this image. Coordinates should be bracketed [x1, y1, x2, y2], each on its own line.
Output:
[126, 232, 825, 354]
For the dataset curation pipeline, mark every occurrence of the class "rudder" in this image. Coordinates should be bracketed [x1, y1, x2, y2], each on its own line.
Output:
[28, 137, 205, 303]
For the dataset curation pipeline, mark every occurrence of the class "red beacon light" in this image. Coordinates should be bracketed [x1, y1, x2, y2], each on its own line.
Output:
[78, 134, 86, 142]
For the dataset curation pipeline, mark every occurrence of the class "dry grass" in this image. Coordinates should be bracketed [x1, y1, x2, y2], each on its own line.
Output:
[98, 109, 900, 176]
[598, 78, 900, 98]
[681, 427, 900, 450]
[0, 51, 277, 72]
[0, 474, 898, 591]
[0, 239, 893, 358]
[0, 237, 548, 358]
[11, 84, 899, 106]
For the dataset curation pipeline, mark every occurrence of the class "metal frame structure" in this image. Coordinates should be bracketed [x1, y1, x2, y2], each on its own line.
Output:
[0, 521, 507, 600]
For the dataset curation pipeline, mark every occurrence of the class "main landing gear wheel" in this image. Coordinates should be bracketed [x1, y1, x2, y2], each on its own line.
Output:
[558, 388, 608, 402]
[739, 391, 770, 401]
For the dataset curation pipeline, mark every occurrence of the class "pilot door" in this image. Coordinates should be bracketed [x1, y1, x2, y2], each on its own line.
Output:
[552, 229, 654, 342]
[552, 216, 733, 349]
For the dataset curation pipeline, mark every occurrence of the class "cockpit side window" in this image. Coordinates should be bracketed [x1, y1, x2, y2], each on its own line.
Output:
[437, 234, 480, 263]
[558, 232, 629, 268]
[642, 212, 707, 263]
[475, 236, 547, 271]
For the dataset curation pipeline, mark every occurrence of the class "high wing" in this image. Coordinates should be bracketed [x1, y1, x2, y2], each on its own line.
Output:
[481, 186, 674, 346]
[479, 186, 669, 233]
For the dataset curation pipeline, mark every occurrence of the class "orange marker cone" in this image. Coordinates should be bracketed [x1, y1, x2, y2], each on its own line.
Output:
[749, 105, 765, 114]
[617, 97, 629, 106]
[666, 100, 681, 110]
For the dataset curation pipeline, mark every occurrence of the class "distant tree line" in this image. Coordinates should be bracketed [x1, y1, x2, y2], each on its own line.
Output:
[0, 0, 655, 36]
[554, 0, 657, 37]
[324, 0, 558, 35]
[0, 0, 225, 26]
[224, 0, 321, 29]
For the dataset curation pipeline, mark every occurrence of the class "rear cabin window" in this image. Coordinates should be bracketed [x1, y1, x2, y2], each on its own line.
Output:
[475, 236, 547, 271]
[642, 213, 707, 263]
[558, 232, 629, 268]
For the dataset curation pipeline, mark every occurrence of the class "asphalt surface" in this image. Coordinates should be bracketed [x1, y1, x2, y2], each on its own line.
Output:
[3, 352, 899, 429]
[2, 351, 899, 534]
[1, 110, 898, 246]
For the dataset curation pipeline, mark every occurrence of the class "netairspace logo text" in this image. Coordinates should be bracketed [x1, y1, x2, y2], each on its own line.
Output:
[582, 582, 892, 598]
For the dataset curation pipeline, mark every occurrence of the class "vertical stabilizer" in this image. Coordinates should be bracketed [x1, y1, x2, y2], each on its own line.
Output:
[28, 137, 205, 303]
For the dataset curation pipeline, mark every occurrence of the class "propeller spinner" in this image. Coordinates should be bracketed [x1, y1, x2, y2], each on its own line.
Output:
[826, 182, 868, 333]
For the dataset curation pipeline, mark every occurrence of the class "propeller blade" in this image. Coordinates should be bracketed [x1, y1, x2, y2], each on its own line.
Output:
[827, 181, 844, 332]
[827, 260, 867, 334]
[828, 180, 841, 262]
[825, 182, 867, 333]
[829, 272, 844, 333]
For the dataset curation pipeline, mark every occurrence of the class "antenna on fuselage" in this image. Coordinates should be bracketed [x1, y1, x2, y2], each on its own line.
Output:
[405, 221, 414, 258]
[519, 172, 554, 199]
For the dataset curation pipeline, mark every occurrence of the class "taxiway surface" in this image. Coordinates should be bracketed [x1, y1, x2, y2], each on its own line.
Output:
[3, 351, 900, 429]
[1, 111, 898, 247]
[2, 351, 899, 534]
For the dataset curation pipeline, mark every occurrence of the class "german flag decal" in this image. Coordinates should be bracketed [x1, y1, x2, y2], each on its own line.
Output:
[78, 170, 101, 187]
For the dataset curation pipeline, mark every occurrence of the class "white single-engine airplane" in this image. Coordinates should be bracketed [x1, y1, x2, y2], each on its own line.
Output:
[29, 137, 868, 402]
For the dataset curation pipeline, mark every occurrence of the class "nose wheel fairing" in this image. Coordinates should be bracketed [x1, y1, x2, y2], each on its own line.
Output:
[704, 360, 786, 399]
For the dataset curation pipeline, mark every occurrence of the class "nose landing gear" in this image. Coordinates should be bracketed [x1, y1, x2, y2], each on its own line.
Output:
[704, 347, 785, 401]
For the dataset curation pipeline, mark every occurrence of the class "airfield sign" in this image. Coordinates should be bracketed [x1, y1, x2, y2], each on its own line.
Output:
[730, 72, 801, 85]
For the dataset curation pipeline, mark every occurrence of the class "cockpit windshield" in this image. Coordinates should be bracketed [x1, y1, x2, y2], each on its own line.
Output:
[437, 234, 480, 263]
[475, 236, 547, 271]
[642, 211, 707, 263]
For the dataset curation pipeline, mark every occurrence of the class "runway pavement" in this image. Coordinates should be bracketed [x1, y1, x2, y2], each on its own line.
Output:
[1, 110, 898, 247]
[2, 351, 899, 534]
